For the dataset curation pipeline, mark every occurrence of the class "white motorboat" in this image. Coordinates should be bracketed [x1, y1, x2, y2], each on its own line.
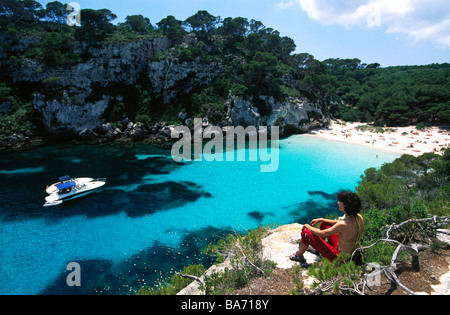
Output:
[44, 176, 106, 207]
[46, 175, 94, 194]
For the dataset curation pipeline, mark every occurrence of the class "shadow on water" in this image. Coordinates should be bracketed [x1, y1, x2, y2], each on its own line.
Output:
[289, 189, 349, 224]
[29, 181, 212, 222]
[82, 181, 211, 219]
[247, 210, 275, 224]
[40, 226, 234, 295]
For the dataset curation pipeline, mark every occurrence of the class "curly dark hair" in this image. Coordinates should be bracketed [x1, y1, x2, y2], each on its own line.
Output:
[337, 191, 362, 216]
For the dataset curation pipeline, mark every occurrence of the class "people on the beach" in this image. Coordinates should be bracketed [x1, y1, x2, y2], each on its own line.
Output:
[290, 191, 364, 264]
[311, 121, 448, 156]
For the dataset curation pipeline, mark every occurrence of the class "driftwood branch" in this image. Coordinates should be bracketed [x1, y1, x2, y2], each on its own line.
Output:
[437, 229, 450, 236]
[349, 216, 449, 295]
[386, 216, 450, 239]
[236, 241, 265, 275]
[383, 268, 416, 295]
[352, 216, 449, 262]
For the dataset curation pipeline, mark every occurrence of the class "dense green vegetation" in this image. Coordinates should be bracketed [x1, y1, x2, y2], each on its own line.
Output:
[357, 150, 450, 263]
[327, 60, 450, 126]
[1, 1, 449, 138]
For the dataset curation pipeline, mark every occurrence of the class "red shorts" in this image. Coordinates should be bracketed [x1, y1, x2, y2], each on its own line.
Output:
[300, 222, 340, 262]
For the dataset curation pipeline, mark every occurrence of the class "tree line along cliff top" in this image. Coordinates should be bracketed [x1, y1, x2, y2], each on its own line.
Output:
[1, 1, 449, 138]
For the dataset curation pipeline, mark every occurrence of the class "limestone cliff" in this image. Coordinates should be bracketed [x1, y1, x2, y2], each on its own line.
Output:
[1, 33, 328, 141]
[225, 95, 328, 135]
[149, 58, 223, 104]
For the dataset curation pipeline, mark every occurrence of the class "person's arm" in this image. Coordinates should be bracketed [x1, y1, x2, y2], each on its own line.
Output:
[303, 221, 344, 238]
[310, 217, 340, 227]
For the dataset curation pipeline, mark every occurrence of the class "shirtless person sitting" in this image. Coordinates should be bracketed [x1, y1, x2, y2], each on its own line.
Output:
[290, 191, 364, 263]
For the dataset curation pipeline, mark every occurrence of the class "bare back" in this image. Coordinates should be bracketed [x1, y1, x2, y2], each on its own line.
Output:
[338, 214, 364, 254]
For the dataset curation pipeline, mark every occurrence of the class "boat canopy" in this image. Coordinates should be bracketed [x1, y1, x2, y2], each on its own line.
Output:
[58, 175, 71, 182]
[56, 181, 76, 190]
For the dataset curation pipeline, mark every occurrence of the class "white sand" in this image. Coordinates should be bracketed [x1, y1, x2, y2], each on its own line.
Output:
[305, 120, 450, 157]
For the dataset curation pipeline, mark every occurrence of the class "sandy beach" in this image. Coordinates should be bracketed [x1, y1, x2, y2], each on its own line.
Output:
[306, 120, 450, 157]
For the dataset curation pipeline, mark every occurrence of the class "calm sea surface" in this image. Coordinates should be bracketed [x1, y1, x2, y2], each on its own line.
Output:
[0, 135, 399, 294]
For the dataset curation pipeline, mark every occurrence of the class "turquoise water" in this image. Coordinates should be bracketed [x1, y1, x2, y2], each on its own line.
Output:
[0, 135, 399, 294]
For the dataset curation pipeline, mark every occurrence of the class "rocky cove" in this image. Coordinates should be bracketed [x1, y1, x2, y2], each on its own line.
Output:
[2, 7, 449, 298]
[0, 34, 328, 151]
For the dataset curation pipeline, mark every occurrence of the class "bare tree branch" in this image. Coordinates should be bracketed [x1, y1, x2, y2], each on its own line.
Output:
[386, 216, 449, 239]
[347, 215, 450, 295]
[175, 272, 205, 287]
[235, 241, 265, 275]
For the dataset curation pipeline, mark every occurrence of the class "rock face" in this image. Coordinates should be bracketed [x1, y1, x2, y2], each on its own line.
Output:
[33, 92, 112, 134]
[149, 58, 223, 104]
[8, 38, 170, 88]
[2, 36, 171, 135]
[225, 95, 328, 135]
[2, 33, 328, 138]
[12, 37, 224, 135]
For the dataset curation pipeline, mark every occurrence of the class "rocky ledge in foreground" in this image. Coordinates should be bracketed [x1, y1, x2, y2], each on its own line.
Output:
[177, 223, 450, 295]
[177, 223, 318, 295]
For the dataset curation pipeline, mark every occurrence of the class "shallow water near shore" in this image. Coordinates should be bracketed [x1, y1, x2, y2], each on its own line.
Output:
[0, 135, 399, 294]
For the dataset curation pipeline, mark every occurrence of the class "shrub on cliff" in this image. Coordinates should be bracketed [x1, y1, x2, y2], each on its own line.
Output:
[0, 101, 34, 134]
